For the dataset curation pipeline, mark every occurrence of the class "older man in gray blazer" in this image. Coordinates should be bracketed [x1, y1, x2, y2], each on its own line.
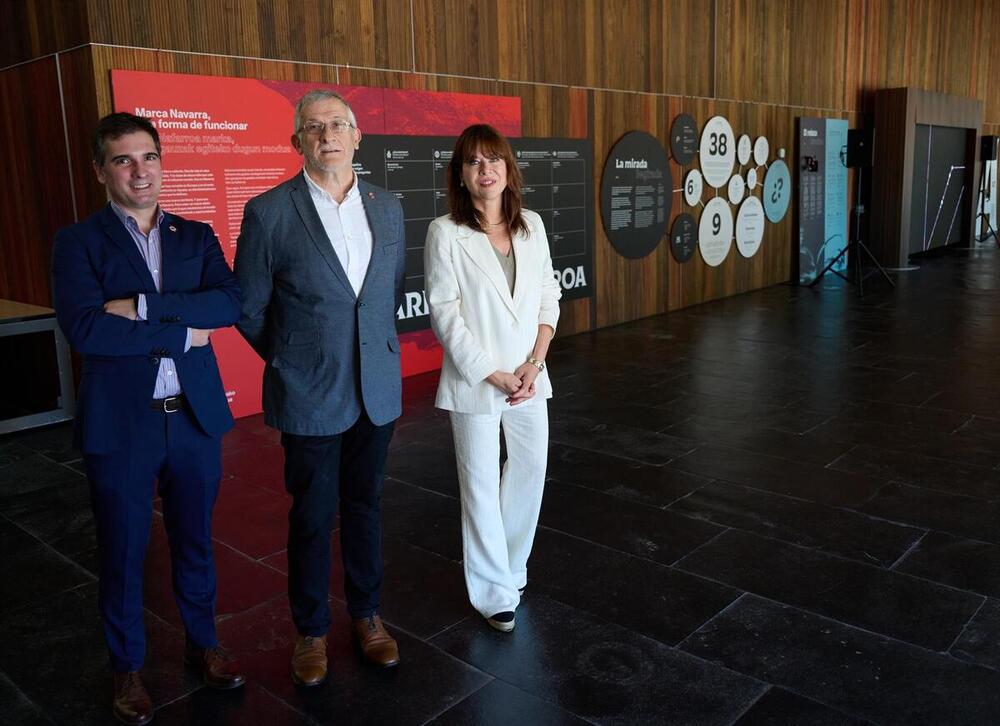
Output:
[234, 89, 406, 685]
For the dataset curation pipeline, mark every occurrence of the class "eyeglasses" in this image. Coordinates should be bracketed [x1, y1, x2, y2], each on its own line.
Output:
[299, 120, 355, 136]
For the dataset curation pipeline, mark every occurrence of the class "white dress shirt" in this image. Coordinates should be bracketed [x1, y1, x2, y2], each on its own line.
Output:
[302, 169, 373, 296]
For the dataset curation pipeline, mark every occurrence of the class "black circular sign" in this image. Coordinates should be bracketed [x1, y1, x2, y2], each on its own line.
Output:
[670, 213, 697, 263]
[670, 114, 699, 165]
[600, 131, 672, 260]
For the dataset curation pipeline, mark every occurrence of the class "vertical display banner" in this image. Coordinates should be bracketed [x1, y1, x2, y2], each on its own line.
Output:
[798, 117, 848, 284]
[111, 70, 525, 418]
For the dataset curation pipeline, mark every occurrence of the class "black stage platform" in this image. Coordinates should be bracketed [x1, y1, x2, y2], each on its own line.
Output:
[3, 243, 1000, 724]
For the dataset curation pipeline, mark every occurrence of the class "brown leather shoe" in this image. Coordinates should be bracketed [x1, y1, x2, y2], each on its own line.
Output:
[291, 635, 328, 686]
[184, 644, 246, 689]
[112, 671, 153, 725]
[352, 614, 400, 668]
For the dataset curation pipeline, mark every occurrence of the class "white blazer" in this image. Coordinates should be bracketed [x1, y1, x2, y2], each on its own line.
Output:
[424, 210, 561, 414]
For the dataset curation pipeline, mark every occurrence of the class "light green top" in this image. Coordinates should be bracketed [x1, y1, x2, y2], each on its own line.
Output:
[491, 242, 516, 295]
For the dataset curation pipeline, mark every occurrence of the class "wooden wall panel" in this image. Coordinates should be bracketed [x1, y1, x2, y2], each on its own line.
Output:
[412, 0, 502, 79]
[0, 57, 77, 306]
[413, 0, 713, 96]
[715, 0, 792, 106]
[580, 0, 712, 96]
[0, 0, 90, 69]
[858, 0, 993, 113]
[518, 0, 587, 87]
[57, 47, 103, 220]
[984, 5, 1000, 125]
[85, 0, 413, 72]
[786, 1, 852, 110]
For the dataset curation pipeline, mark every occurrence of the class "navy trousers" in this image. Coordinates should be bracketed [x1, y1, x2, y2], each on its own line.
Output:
[282, 412, 395, 635]
[84, 404, 222, 672]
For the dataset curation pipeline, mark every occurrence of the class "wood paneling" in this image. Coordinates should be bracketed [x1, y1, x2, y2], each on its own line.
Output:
[413, 0, 713, 96]
[857, 0, 994, 113]
[715, 0, 793, 106]
[0, 57, 77, 306]
[985, 5, 1000, 124]
[58, 47, 103, 219]
[786, 1, 853, 110]
[579, 0, 713, 96]
[85, 0, 413, 72]
[716, 0, 857, 110]
[5, 0, 1000, 336]
[0, 0, 90, 68]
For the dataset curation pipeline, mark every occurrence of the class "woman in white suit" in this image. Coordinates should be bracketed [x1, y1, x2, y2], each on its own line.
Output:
[424, 124, 561, 632]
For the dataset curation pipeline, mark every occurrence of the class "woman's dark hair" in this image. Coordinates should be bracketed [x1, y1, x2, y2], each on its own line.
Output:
[447, 124, 527, 236]
[92, 112, 161, 166]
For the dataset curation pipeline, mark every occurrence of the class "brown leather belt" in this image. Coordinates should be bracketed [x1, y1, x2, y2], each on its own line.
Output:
[150, 394, 187, 413]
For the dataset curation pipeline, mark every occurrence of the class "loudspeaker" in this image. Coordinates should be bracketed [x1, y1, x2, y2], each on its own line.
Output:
[846, 128, 873, 168]
[982, 135, 998, 162]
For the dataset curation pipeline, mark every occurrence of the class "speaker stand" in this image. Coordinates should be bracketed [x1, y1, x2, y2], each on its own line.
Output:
[808, 167, 895, 296]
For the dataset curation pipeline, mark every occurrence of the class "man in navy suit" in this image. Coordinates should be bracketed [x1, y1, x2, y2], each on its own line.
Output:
[52, 113, 245, 725]
[235, 90, 406, 685]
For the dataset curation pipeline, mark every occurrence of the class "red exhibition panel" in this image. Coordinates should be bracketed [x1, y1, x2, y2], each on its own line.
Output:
[110, 70, 521, 418]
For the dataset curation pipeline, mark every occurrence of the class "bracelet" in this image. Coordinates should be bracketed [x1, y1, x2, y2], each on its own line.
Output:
[527, 356, 545, 371]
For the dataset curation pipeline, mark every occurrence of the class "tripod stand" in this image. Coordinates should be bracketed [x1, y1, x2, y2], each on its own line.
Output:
[975, 158, 998, 245]
[809, 166, 894, 295]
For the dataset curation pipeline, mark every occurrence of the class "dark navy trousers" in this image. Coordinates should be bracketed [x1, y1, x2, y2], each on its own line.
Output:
[282, 412, 395, 635]
[84, 405, 222, 672]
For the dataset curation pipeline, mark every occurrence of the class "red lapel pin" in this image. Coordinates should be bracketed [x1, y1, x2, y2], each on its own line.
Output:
[368, 192, 375, 199]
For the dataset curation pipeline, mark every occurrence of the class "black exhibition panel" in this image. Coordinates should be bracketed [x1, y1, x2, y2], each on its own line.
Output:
[670, 212, 697, 263]
[670, 114, 699, 165]
[354, 135, 594, 333]
[599, 131, 673, 259]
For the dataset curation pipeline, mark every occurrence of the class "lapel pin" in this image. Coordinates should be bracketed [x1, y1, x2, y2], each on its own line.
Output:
[169, 225, 177, 232]
[368, 192, 375, 199]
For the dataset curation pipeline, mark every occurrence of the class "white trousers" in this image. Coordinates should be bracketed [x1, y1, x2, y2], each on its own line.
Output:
[449, 398, 549, 618]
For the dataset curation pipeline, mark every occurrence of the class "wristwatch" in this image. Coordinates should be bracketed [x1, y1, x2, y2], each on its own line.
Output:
[527, 357, 545, 371]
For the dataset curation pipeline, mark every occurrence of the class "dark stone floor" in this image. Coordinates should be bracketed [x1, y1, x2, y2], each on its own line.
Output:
[4, 243, 1000, 724]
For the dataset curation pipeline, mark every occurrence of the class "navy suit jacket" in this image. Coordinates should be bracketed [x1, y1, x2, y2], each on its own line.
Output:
[52, 204, 242, 454]
[235, 173, 406, 436]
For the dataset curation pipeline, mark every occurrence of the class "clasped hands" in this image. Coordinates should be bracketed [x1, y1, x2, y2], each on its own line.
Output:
[103, 297, 213, 347]
[487, 362, 541, 406]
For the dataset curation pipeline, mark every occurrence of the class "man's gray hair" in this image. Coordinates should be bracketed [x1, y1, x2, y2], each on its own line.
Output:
[293, 90, 358, 133]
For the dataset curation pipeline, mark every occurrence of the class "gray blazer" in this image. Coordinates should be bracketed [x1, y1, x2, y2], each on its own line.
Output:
[235, 172, 406, 435]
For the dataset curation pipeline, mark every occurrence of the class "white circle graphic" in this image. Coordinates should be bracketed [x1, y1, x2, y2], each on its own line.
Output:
[753, 136, 770, 166]
[699, 196, 734, 267]
[747, 167, 758, 190]
[684, 169, 703, 207]
[727, 174, 746, 205]
[735, 196, 765, 258]
[699, 116, 736, 188]
[737, 134, 752, 166]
